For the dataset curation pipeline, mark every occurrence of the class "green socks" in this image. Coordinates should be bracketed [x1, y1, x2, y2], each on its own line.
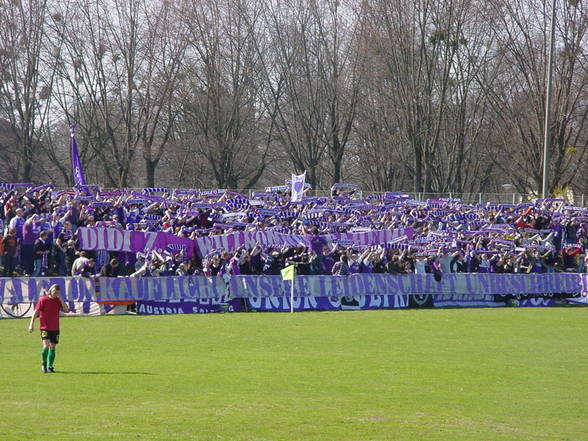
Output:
[47, 349, 56, 368]
[41, 348, 48, 365]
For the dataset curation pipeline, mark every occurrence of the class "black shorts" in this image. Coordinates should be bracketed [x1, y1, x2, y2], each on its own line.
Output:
[40, 330, 60, 344]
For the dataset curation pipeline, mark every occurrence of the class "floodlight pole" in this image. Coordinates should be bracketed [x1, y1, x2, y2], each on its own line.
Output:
[542, 0, 556, 198]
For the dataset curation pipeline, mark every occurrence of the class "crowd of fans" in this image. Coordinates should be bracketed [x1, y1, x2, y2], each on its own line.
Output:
[0, 183, 586, 279]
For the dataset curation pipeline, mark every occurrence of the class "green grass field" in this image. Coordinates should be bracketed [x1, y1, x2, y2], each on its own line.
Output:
[1, 308, 587, 441]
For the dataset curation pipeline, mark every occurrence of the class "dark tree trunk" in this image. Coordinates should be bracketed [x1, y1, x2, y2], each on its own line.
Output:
[145, 159, 158, 187]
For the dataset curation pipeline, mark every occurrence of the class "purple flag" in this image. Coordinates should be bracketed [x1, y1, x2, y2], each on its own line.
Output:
[70, 125, 87, 187]
[77, 227, 195, 258]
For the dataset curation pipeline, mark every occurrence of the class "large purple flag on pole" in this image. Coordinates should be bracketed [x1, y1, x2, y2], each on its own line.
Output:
[70, 125, 87, 187]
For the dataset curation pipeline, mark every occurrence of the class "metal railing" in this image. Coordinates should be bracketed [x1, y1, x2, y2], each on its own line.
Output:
[46, 185, 588, 207]
[250, 190, 588, 207]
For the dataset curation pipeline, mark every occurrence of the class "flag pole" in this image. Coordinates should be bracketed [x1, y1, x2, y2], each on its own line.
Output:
[290, 264, 295, 313]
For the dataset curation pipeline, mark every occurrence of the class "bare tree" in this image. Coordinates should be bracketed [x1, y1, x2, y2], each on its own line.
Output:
[48, 0, 137, 186]
[354, 80, 413, 192]
[253, 0, 330, 188]
[177, 0, 272, 189]
[482, 0, 588, 196]
[0, 0, 53, 181]
[311, 0, 365, 184]
[362, 0, 494, 193]
[137, 1, 189, 186]
[248, 0, 364, 188]
[47, 0, 188, 187]
[2, 0, 586, 198]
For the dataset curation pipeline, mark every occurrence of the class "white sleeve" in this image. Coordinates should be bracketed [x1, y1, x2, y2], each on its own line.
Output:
[130, 263, 148, 277]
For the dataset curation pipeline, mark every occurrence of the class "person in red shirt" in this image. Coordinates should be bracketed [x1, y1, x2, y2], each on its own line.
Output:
[28, 284, 69, 373]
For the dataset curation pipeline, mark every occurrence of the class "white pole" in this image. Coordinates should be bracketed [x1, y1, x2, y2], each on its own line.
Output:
[542, 0, 557, 198]
[290, 266, 295, 313]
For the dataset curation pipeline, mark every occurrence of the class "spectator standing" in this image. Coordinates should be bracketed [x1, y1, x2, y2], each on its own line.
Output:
[71, 251, 90, 276]
[22, 214, 42, 275]
[2, 228, 18, 276]
[9, 208, 25, 269]
[100, 258, 120, 277]
[32, 231, 51, 277]
[332, 254, 350, 275]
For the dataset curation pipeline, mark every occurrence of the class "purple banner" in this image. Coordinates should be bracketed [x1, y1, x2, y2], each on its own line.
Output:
[432, 295, 505, 308]
[323, 228, 414, 248]
[136, 297, 243, 315]
[1, 274, 586, 305]
[433, 295, 558, 308]
[77, 226, 415, 257]
[518, 298, 557, 307]
[0, 277, 95, 304]
[229, 273, 588, 299]
[246, 294, 409, 312]
[566, 292, 588, 305]
[195, 228, 413, 255]
[97, 275, 227, 302]
[78, 227, 194, 257]
[195, 231, 307, 255]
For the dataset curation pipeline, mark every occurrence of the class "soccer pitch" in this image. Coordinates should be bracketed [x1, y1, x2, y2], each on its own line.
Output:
[1, 308, 586, 441]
